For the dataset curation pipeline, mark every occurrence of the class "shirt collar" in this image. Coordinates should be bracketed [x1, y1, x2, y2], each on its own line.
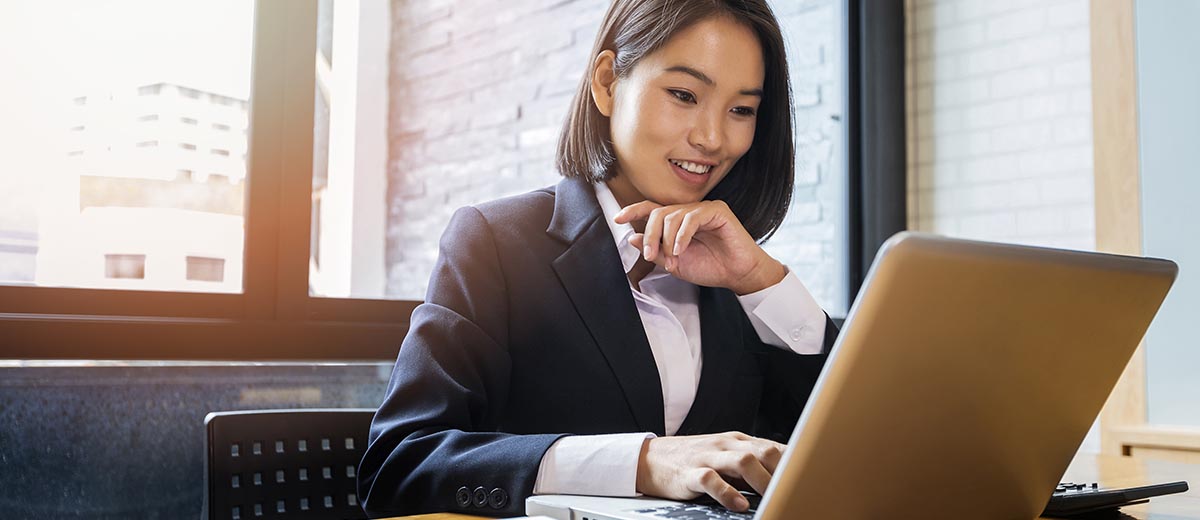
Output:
[593, 180, 642, 275]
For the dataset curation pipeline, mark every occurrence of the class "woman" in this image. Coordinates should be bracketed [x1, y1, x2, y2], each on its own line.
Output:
[358, 0, 838, 517]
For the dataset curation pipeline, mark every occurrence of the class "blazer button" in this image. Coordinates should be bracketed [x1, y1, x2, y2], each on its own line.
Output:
[455, 487, 471, 508]
[472, 486, 488, 507]
[488, 488, 509, 509]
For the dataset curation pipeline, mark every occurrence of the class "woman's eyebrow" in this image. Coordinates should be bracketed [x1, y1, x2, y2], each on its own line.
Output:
[664, 65, 763, 97]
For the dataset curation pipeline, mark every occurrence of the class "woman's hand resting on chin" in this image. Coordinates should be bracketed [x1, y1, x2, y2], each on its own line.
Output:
[615, 199, 785, 295]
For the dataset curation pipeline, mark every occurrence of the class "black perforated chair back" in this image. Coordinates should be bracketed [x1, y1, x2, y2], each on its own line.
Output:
[202, 409, 375, 520]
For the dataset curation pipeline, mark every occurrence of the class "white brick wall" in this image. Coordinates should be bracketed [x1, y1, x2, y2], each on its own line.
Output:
[906, 0, 1095, 252]
[387, 0, 844, 311]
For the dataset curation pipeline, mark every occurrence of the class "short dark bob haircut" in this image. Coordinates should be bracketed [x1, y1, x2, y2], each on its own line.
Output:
[556, 0, 795, 243]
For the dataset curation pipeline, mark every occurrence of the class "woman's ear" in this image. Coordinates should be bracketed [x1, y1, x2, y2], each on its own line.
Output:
[590, 50, 618, 117]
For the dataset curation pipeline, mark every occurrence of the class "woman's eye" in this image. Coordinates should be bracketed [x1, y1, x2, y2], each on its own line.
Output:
[668, 89, 696, 103]
[732, 106, 757, 117]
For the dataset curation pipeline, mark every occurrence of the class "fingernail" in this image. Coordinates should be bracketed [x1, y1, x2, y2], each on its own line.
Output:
[644, 244, 651, 260]
[672, 243, 680, 256]
[736, 497, 749, 510]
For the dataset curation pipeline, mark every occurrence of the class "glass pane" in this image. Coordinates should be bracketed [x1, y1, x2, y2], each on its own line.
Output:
[1137, 0, 1200, 427]
[0, 1, 254, 293]
[308, 0, 394, 299]
[309, 0, 848, 314]
[764, 0, 848, 316]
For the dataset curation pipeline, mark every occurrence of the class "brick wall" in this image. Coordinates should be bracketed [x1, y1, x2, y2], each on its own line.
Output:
[385, 0, 603, 300]
[385, 0, 845, 313]
[906, 0, 1095, 252]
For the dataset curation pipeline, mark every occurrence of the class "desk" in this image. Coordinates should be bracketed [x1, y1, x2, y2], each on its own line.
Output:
[384, 454, 1200, 520]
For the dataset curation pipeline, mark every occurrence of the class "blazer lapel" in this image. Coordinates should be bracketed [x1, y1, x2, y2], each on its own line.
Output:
[676, 285, 744, 435]
[548, 177, 667, 436]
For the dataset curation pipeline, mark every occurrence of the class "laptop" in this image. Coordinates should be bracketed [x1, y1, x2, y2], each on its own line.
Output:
[526, 232, 1178, 520]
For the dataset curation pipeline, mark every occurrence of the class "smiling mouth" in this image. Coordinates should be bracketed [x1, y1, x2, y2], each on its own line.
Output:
[668, 159, 713, 175]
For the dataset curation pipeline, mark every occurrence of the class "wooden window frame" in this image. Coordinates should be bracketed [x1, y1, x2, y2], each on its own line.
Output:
[1092, 0, 1200, 458]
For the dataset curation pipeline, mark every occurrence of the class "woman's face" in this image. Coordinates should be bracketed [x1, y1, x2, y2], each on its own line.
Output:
[593, 15, 765, 207]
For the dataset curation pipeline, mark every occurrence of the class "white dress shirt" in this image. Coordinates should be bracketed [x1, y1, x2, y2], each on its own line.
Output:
[532, 181, 828, 497]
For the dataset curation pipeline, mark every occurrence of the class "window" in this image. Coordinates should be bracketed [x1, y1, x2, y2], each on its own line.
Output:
[186, 256, 225, 282]
[0, 0, 408, 359]
[1097, 0, 1200, 459]
[181, 117, 198, 125]
[211, 148, 230, 156]
[306, 0, 388, 299]
[138, 114, 159, 122]
[136, 140, 158, 148]
[105, 254, 146, 279]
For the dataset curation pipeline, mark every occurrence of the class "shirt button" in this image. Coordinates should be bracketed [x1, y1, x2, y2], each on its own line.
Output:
[790, 326, 805, 341]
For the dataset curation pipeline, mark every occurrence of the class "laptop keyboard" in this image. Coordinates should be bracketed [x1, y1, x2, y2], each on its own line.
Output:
[633, 494, 760, 520]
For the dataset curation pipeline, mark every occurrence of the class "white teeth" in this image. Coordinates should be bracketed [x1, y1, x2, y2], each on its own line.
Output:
[670, 159, 711, 174]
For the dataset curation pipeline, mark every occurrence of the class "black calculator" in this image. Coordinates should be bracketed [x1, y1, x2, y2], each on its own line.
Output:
[1042, 480, 1189, 517]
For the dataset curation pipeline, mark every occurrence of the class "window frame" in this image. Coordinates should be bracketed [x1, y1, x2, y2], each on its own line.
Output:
[0, 0, 904, 360]
[844, 0, 908, 307]
[0, 0, 411, 361]
[1093, 0, 1200, 459]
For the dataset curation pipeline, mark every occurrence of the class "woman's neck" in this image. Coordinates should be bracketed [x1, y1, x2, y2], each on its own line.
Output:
[604, 174, 647, 233]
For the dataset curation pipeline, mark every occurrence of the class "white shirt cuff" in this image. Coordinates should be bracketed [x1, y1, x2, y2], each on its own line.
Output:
[532, 432, 656, 497]
[736, 267, 827, 355]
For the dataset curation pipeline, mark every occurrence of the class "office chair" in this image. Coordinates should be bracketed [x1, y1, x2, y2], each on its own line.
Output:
[202, 409, 375, 520]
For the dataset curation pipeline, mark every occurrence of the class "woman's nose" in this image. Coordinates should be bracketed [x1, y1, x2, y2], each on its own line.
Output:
[688, 110, 724, 152]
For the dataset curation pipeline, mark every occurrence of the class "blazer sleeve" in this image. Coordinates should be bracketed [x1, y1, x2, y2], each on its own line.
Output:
[358, 206, 566, 518]
[752, 313, 840, 443]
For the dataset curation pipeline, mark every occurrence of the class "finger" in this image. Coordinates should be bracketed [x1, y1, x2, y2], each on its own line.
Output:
[722, 431, 753, 442]
[660, 209, 687, 260]
[689, 468, 748, 512]
[630, 234, 674, 272]
[725, 477, 753, 493]
[757, 441, 786, 474]
[727, 436, 784, 473]
[673, 209, 705, 256]
[722, 451, 773, 497]
[629, 233, 643, 250]
[642, 207, 666, 261]
[613, 200, 662, 225]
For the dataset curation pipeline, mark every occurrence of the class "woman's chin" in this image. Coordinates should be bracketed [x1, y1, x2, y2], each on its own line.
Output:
[649, 194, 703, 206]
[644, 186, 711, 206]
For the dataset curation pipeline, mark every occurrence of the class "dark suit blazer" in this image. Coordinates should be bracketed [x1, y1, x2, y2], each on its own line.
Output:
[357, 176, 838, 518]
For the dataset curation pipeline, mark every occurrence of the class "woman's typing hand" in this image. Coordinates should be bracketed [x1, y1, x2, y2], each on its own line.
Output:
[615, 199, 785, 294]
[635, 432, 785, 512]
